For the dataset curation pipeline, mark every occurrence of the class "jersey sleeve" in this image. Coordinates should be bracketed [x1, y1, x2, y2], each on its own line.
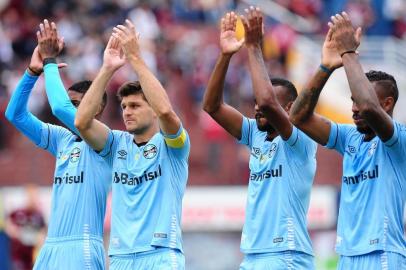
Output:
[43, 63, 79, 135]
[98, 129, 121, 166]
[161, 124, 190, 160]
[238, 117, 255, 148]
[384, 121, 406, 162]
[283, 126, 317, 162]
[5, 71, 47, 146]
[325, 122, 355, 155]
[37, 123, 72, 157]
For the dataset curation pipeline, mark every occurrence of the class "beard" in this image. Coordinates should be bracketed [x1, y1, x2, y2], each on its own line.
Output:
[255, 113, 275, 133]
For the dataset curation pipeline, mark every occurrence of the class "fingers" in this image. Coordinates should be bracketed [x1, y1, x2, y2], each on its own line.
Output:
[240, 14, 249, 32]
[355, 27, 362, 44]
[325, 27, 333, 42]
[57, 63, 68, 69]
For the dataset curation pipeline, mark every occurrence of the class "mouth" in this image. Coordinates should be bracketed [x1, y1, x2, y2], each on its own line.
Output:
[353, 115, 363, 125]
[255, 113, 265, 120]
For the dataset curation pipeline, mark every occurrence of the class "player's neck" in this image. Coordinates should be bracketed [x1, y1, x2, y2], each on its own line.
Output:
[133, 124, 159, 145]
[363, 132, 376, 142]
[266, 131, 278, 141]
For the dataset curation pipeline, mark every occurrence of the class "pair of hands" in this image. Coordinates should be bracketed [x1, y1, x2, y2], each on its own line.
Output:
[29, 19, 65, 75]
[322, 12, 362, 70]
[102, 19, 141, 72]
[220, 7, 362, 72]
[220, 6, 263, 57]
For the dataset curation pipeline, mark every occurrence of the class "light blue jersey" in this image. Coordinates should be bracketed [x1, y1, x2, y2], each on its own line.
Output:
[6, 70, 111, 269]
[326, 121, 406, 256]
[38, 124, 111, 238]
[99, 126, 190, 255]
[238, 117, 317, 255]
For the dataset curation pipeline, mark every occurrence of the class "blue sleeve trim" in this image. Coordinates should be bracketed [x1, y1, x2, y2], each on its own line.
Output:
[285, 126, 299, 146]
[99, 130, 115, 157]
[384, 121, 398, 147]
[161, 124, 183, 139]
[326, 122, 338, 148]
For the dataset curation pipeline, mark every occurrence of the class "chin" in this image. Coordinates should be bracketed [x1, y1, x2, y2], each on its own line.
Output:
[355, 124, 373, 135]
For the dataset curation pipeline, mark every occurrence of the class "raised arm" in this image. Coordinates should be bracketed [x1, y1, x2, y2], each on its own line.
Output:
[202, 12, 245, 139]
[330, 12, 393, 141]
[5, 48, 45, 145]
[36, 20, 79, 134]
[113, 20, 181, 135]
[75, 36, 125, 151]
[289, 24, 355, 145]
[241, 7, 294, 140]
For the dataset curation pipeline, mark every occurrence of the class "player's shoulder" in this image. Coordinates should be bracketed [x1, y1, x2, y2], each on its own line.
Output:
[393, 121, 406, 133]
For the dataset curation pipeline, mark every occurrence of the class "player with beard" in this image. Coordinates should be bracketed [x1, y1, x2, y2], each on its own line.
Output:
[203, 8, 317, 269]
[290, 12, 406, 269]
[75, 20, 189, 269]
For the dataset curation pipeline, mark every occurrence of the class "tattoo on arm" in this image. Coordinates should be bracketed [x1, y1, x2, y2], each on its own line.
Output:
[291, 69, 330, 123]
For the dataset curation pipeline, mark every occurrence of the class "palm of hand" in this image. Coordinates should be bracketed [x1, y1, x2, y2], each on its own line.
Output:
[323, 40, 342, 69]
[104, 48, 125, 69]
[220, 30, 241, 54]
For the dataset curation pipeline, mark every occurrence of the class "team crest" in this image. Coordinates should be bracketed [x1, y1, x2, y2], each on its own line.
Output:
[143, 144, 158, 159]
[268, 143, 277, 158]
[368, 141, 377, 156]
[70, 147, 81, 163]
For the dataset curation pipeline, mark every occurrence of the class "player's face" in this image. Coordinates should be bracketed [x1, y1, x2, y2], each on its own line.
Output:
[351, 82, 384, 134]
[254, 86, 287, 133]
[68, 90, 84, 108]
[121, 94, 156, 134]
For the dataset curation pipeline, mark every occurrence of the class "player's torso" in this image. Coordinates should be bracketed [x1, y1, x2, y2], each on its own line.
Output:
[337, 133, 406, 255]
[48, 138, 111, 238]
[242, 131, 314, 254]
[109, 132, 185, 254]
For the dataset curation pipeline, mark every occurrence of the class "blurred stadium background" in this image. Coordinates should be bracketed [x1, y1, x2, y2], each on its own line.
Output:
[0, 0, 405, 269]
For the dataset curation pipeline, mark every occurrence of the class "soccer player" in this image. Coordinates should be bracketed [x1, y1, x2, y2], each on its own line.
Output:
[5, 20, 111, 269]
[290, 12, 406, 269]
[203, 8, 317, 269]
[74, 20, 190, 270]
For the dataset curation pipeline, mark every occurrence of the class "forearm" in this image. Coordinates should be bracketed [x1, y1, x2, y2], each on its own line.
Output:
[290, 67, 330, 124]
[247, 45, 277, 109]
[202, 54, 231, 113]
[342, 54, 380, 110]
[75, 67, 113, 130]
[128, 56, 173, 116]
[5, 71, 44, 144]
[43, 63, 79, 134]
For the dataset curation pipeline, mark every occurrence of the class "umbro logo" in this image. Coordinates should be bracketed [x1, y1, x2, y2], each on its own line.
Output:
[118, 150, 127, 160]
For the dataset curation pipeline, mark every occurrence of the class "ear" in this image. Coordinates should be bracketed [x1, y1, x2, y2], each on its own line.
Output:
[381, 96, 394, 113]
[285, 101, 293, 113]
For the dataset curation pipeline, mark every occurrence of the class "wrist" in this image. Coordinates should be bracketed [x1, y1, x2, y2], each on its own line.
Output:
[27, 66, 42, 76]
[246, 43, 261, 50]
[100, 65, 116, 75]
[319, 64, 333, 75]
[43, 57, 56, 66]
[340, 50, 357, 58]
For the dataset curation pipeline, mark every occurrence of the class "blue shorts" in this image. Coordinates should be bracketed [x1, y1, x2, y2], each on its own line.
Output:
[33, 235, 106, 270]
[239, 250, 315, 270]
[109, 248, 184, 270]
[338, 251, 406, 270]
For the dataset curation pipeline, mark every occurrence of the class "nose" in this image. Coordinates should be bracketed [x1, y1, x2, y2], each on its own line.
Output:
[352, 101, 359, 113]
[254, 104, 260, 112]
